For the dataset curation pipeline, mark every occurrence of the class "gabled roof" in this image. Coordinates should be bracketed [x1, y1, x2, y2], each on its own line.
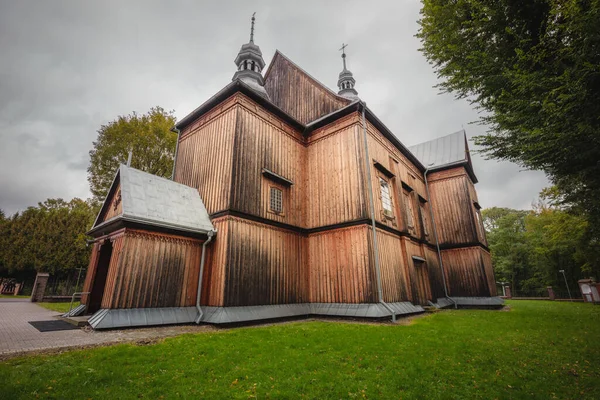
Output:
[89, 165, 215, 237]
[175, 79, 304, 132]
[264, 50, 352, 104]
[408, 130, 478, 183]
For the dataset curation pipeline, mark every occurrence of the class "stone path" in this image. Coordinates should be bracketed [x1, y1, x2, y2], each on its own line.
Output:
[0, 298, 214, 360]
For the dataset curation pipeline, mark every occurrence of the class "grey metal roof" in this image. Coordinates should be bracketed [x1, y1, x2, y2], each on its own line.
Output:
[92, 164, 214, 235]
[408, 130, 468, 170]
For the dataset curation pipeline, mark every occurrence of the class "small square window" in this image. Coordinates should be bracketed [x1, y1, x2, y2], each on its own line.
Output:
[270, 187, 283, 213]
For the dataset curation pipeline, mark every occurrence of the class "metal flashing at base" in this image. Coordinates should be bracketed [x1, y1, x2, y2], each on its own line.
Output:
[88, 302, 425, 329]
[62, 304, 87, 318]
[88, 307, 198, 329]
[435, 297, 504, 308]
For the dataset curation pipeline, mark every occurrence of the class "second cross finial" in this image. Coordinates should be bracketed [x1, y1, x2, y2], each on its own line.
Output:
[339, 43, 348, 70]
[250, 12, 256, 43]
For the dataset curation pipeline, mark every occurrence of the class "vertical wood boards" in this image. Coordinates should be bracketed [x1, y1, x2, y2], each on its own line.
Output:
[99, 229, 204, 309]
[402, 238, 432, 305]
[97, 183, 122, 224]
[174, 99, 237, 215]
[81, 243, 100, 305]
[306, 116, 368, 228]
[221, 216, 306, 306]
[428, 168, 479, 246]
[230, 100, 306, 227]
[423, 247, 446, 300]
[308, 225, 376, 303]
[362, 120, 429, 240]
[441, 246, 495, 297]
[263, 51, 350, 124]
[375, 228, 411, 302]
[201, 217, 229, 306]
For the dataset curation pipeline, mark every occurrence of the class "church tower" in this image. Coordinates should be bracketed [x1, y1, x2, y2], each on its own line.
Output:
[232, 13, 269, 98]
[337, 43, 359, 99]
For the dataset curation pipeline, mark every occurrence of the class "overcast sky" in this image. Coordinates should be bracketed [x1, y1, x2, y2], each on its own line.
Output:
[0, 0, 549, 216]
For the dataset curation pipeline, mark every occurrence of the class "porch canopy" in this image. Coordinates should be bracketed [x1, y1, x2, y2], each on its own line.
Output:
[88, 164, 214, 238]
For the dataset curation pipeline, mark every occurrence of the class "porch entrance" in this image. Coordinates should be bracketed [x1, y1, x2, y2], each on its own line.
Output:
[87, 241, 113, 314]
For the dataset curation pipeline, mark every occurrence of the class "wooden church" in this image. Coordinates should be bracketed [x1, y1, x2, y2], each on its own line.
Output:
[78, 16, 501, 329]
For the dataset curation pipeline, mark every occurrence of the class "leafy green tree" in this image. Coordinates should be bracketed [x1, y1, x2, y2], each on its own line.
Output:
[483, 208, 530, 293]
[417, 1, 600, 232]
[88, 106, 177, 202]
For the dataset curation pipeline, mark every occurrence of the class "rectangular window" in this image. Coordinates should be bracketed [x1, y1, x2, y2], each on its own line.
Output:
[379, 177, 393, 215]
[403, 190, 415, 229]
[420, 202, 429, 237]
[270, 187, 283, 213]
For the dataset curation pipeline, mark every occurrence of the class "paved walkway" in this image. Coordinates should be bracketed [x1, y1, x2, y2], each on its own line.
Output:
[0, 298, 214, 359]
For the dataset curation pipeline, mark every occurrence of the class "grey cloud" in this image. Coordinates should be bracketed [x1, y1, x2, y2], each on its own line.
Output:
[0, 0, 549, 215]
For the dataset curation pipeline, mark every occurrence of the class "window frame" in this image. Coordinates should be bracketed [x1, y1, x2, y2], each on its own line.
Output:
[379, 176, 394, 217]
[269, 186, 284, 215]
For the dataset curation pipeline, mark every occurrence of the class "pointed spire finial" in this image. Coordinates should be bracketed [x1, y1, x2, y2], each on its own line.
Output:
[337, 42, 358, 99]
[339, 43, 348, 70]
[250, 12, 256, 43]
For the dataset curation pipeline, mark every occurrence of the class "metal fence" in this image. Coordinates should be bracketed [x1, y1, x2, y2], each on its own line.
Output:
[497, 284, 581, 300]
[44, 269, 86, 298]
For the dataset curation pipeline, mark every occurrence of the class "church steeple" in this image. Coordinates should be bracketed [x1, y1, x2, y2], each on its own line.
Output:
[233, 13, 267, 96]
[337, 43, 359, 99]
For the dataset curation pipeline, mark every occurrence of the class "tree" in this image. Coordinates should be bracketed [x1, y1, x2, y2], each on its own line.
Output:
[483, 208, 530, 292]
[88, 106, 177, 202]
[417, 1, 600, 232]
[0, 199, 96, 277]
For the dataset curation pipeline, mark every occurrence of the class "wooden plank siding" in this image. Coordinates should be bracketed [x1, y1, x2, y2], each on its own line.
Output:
[264, 51, 350, 125]
[375, 228, 411, 302]
[423, 246, 446, 300]
[402, 238, 432, 305]
[173, 98, 237, 215]
[97, 183, 122, 223]
[306, 116, 368, 228]
[201, 217, 229, 306]
[100, 229, 204, 309]
[81, 243, 101, 305]
[221, 216, 307, 306]
[230, 99, 306, 227]
[428, 167, 479, 246]
[308, 225, 376, 303]
[441, 246, 496, 297]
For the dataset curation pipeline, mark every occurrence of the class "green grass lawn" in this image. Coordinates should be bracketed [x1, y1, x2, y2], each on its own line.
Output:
[1, 301, 599, 399]
[0, 294, 29, 299]
[35, 302, 80, 314]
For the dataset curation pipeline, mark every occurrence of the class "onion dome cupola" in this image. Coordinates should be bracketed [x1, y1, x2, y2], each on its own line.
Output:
[337, 43, 359, 100]
[233, 13, 268, 97]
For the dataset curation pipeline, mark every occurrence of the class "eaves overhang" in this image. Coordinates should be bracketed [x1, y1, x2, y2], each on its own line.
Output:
[175, 80, 305, 132]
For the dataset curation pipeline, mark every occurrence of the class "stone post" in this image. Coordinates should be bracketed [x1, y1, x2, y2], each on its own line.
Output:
[547, 286, 556, 300]
[504, 285, 512, 299]
[30, 272, 50, 302]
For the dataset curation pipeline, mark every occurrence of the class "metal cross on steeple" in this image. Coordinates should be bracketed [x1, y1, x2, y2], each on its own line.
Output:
[339, 43, 348, 70]
[250, 12, 256, 43]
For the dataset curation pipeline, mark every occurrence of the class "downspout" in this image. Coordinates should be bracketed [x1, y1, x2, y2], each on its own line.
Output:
[195, 230, 216, 324]
[361, 103, 396, 322]
[424, 167, 457, 309]
[170, 127, 181, 180]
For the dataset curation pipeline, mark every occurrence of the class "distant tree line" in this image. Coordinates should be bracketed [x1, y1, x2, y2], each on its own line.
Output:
[483, 189, 600, 297]
[0, 199, 97, 279]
